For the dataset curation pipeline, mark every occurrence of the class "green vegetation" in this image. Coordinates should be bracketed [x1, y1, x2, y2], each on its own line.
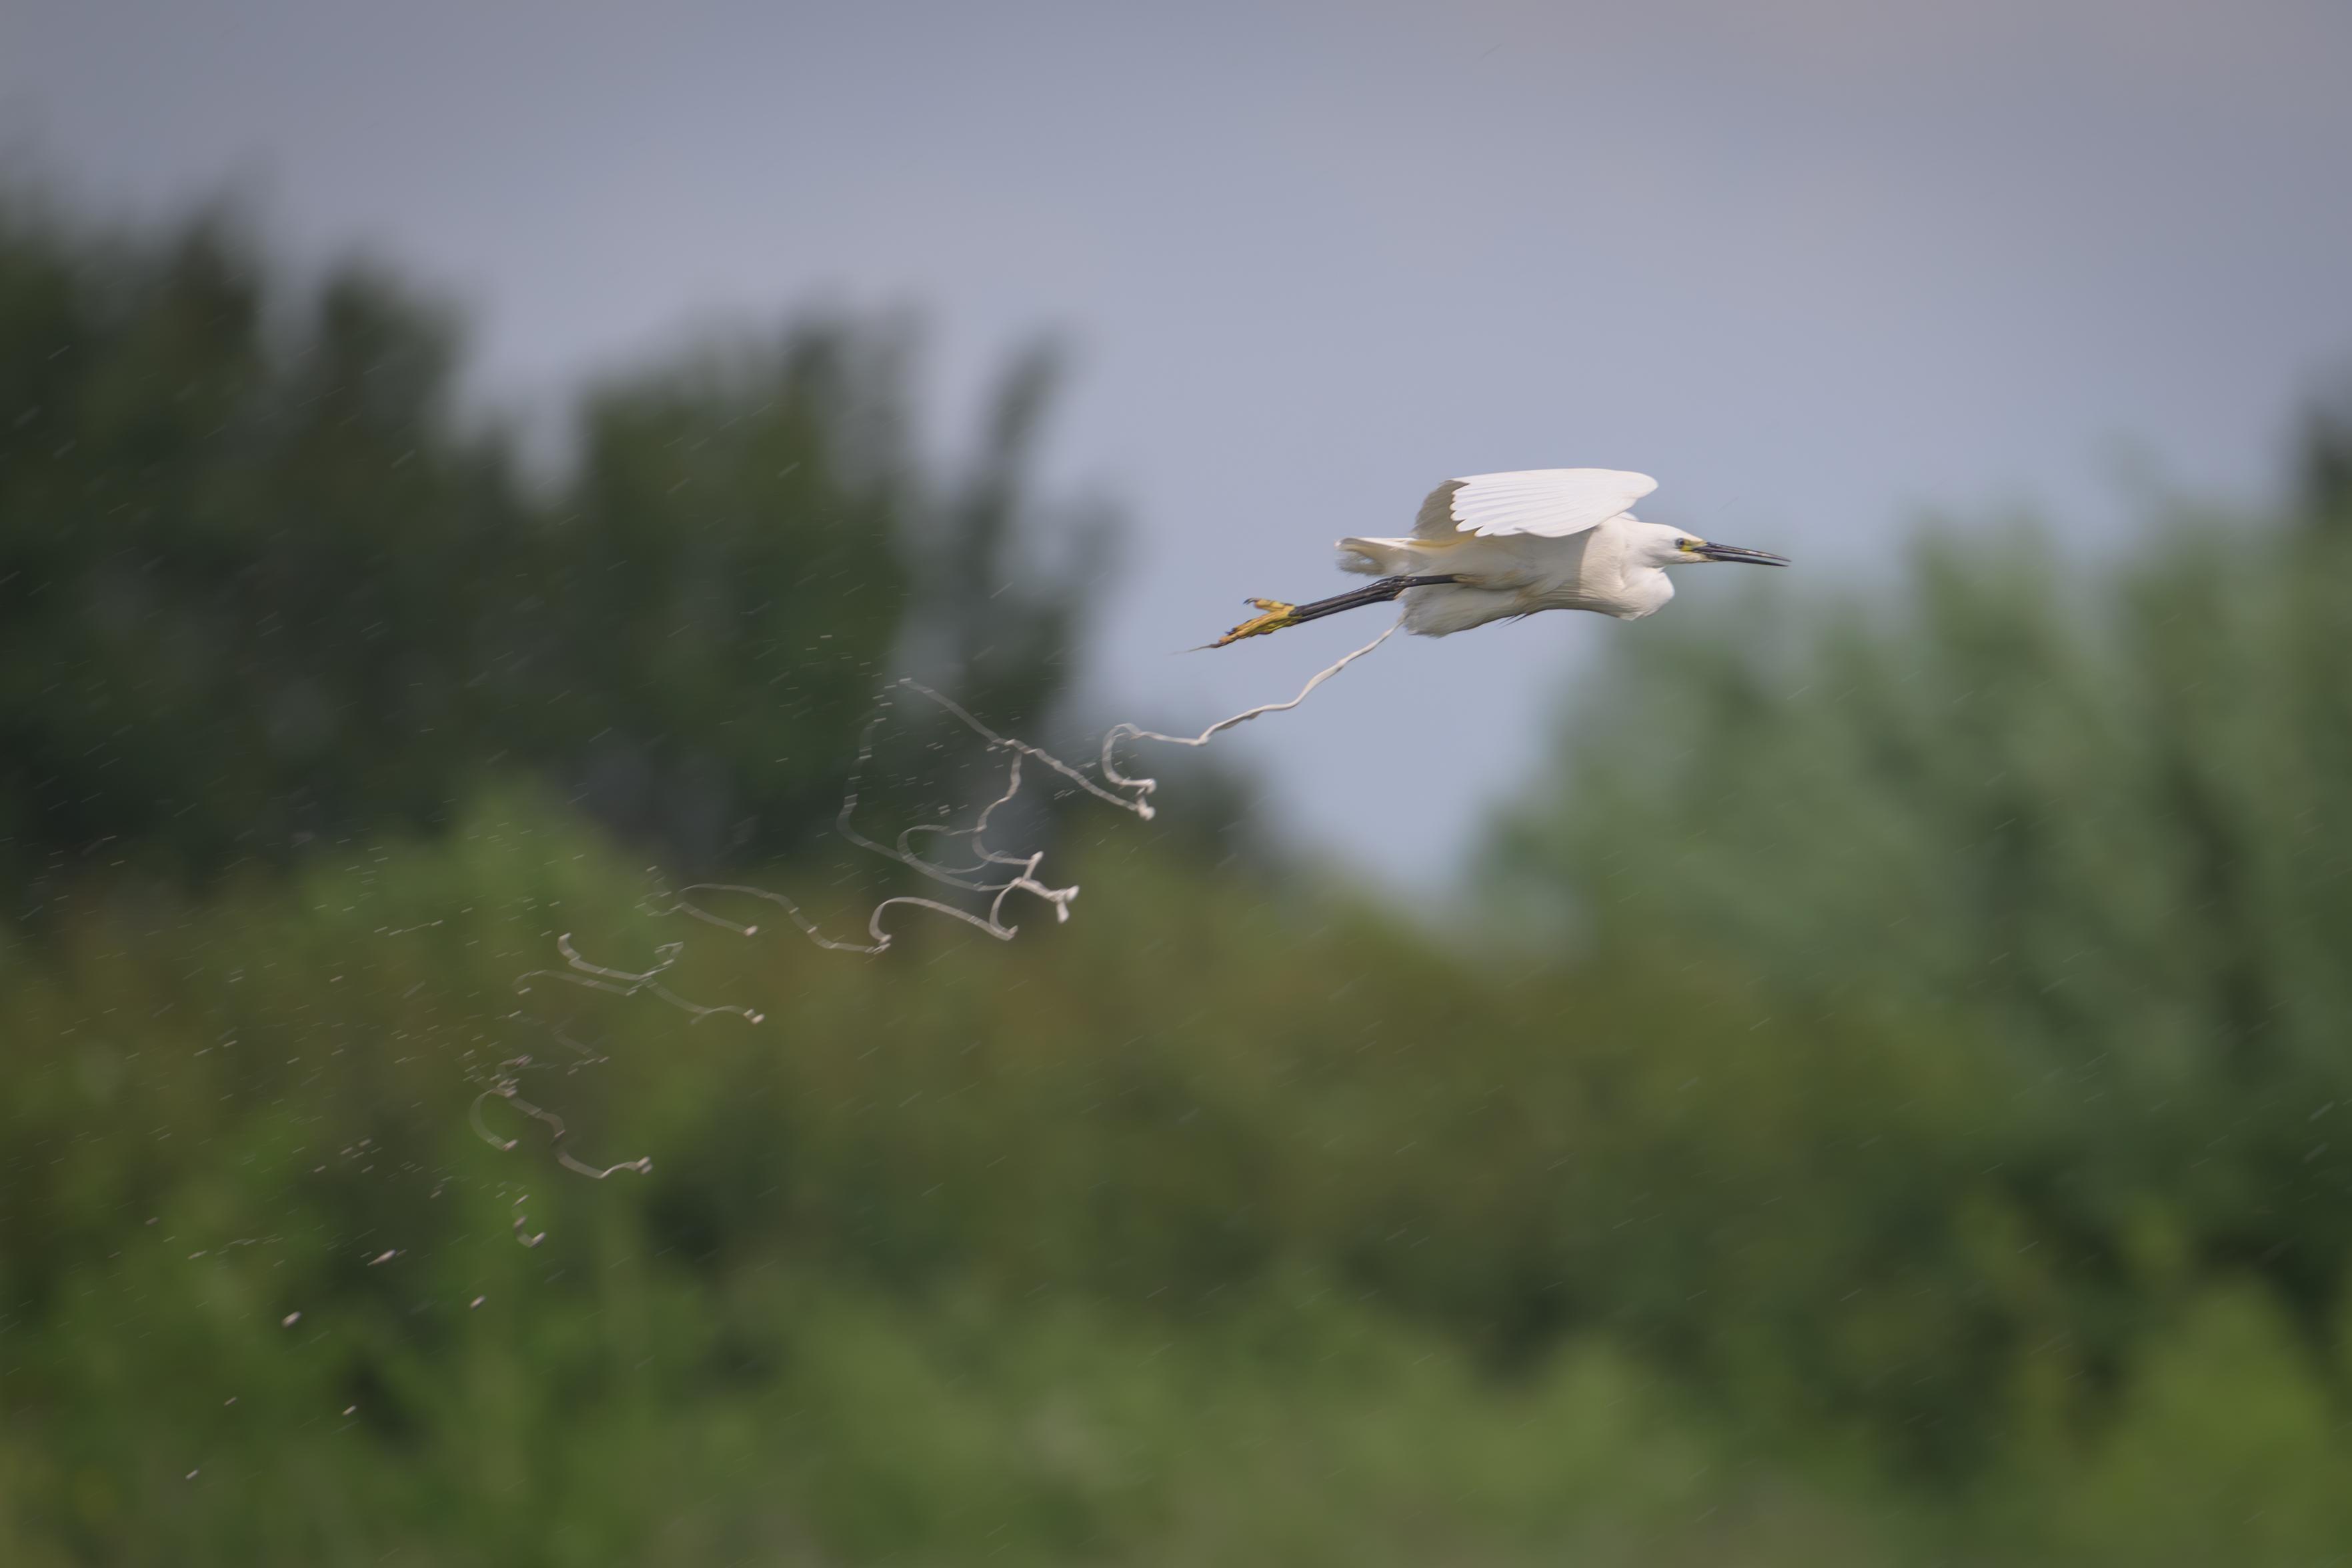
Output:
[0, 196, 1097, 888]
[4, 197, 2351, 1562]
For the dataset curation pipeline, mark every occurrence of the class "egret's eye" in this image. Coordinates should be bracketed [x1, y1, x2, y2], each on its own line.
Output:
[1676, 537, 1699, 552]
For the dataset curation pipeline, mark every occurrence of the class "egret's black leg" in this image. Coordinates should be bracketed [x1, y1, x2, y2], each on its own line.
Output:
[1285, 574, 1459, 624]
[1212, 575, 1457, 647]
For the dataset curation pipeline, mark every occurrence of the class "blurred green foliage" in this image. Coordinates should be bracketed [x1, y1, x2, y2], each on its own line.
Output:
[1488, 503, 2352, 1471]
[4, 197, 2352, 1562]
[0, 195, 1102, 895]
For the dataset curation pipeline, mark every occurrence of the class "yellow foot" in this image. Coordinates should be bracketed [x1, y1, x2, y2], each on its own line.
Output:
[1212, 597, 1298, 647]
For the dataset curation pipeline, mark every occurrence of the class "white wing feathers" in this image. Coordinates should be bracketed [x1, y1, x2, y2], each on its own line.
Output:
[1413, 467, 1658, 540]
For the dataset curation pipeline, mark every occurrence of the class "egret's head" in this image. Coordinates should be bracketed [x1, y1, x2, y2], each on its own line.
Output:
[1638, 519, 1791, 570]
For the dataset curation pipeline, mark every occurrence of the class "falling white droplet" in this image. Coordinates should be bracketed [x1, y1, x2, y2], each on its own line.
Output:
[281, 1311, 301, 1327]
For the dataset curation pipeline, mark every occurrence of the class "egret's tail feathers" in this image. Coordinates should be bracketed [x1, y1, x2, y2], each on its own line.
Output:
[1338, 536, 1404, 575]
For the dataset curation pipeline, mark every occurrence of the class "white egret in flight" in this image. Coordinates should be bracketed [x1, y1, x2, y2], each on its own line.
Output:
[1213, 468, 1787, 647]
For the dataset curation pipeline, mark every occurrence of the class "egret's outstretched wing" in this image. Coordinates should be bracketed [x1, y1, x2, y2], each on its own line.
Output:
[1412, 467, 1658, 540]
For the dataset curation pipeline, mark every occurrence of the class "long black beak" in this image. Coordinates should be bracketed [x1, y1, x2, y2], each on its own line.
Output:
[1694, 540, 1791, 567]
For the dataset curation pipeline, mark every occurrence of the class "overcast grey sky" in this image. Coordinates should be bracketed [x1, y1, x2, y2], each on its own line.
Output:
[9, 0, 2351, 883]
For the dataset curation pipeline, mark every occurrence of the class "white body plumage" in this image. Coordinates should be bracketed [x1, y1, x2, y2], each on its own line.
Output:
[1335, 468, 1783, 637]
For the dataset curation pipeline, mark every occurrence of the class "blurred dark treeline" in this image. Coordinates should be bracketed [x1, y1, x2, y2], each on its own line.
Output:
[5, 197, 2352, 1565]
[0, 194, 1108, 901]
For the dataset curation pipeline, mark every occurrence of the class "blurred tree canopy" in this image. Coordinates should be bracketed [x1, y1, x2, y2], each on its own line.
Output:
[1486, 424, 2352, 1469]
[0, 195, 1104, 901]
[2301, 367, 2352, 533]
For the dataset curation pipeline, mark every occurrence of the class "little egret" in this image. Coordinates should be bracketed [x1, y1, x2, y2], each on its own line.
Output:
[1213, 467, 1788, 646]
